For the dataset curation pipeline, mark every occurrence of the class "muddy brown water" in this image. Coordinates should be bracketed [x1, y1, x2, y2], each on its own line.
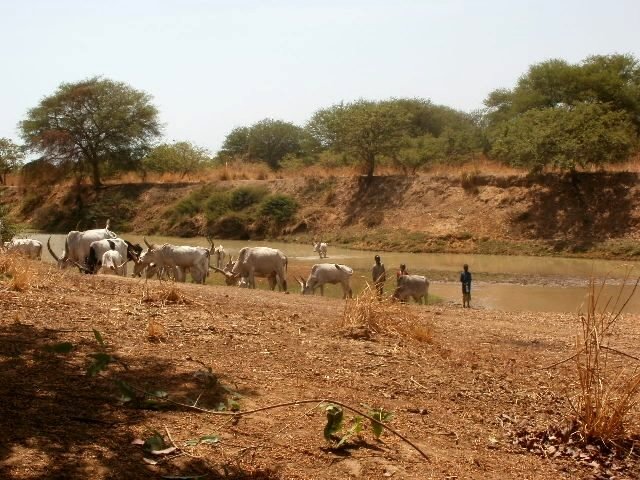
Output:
[34, 234, 640, 314]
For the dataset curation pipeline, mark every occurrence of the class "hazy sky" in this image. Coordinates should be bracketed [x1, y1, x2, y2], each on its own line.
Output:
[1, 0, 638, 153]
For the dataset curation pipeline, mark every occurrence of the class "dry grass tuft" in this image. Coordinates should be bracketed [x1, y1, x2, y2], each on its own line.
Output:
[0, 254, 37, 292]
[140, 280, 190, 305]
[569, 273, 640, 441]
[147, 319, 167, 342]
[339, 284, 434, 343]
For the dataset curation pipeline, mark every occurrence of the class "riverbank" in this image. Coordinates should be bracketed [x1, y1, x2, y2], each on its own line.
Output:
[1, 260, 639, 479]
[2, 170, 640, 260]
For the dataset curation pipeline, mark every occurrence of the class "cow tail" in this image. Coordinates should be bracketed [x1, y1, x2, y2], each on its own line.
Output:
[285, 256, 288, 273]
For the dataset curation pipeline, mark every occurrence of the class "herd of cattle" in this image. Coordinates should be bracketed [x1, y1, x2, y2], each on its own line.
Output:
[1, 222, 429, 303]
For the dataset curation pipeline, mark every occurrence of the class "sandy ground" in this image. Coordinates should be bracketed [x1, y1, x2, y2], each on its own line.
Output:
[1, 260, 640, 479]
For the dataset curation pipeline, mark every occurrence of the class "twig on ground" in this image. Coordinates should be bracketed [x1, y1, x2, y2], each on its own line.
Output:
[128, 385, 430, 462]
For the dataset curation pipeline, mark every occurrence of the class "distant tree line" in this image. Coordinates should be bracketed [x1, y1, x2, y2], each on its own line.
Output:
[4, 53, 639, 187]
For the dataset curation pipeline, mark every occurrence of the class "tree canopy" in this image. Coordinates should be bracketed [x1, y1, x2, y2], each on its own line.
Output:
[307, 100, 411, 178]
[141, 141, 213, 178]
[488, 103, 636, 171]
[306, 98, 482, 177]
[0, 138, 23, 185]
[20, 77, 161, 187]
[219, 119, 307, 169]
[484, 54, 640, 171]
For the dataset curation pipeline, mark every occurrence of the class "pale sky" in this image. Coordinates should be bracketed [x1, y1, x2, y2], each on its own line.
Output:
[1, 0, 638, 154]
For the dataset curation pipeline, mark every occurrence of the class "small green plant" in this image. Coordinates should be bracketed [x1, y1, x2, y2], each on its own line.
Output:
[323, 403, 393, 447]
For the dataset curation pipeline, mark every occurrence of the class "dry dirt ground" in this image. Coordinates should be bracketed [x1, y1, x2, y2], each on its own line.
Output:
[2, 261, 640, 479]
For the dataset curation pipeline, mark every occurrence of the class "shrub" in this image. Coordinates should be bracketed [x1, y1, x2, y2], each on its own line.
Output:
[229, 186, 268, 211]
[0, 205, 18, 243]
[209, 213, 250, 239]
[259, 194, 298, 224]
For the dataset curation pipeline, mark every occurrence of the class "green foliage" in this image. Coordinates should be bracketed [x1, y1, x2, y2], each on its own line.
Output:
[142, 432, 168, 453]
[141, 141, 213, 178]
[229, 186, 268, 211]
[368, 407, 393, 438]
[322, 404, 393, 447]
[336, 417, 363, 448]
[307, 99, 412, 177]
[220, 118, 308, 169]
[489, 103, 637, 171]
[0, 205, 18, 243]
[87, 352, 112, 377]
[20, 76, 161, 187]
[259, 194, 298, 224]
[184, 434, 220, 447]
[323, 405, 344, 440]
[485, 54, 640, 127]
[93, 329, 105, 347]
[0, 138, 24, 184]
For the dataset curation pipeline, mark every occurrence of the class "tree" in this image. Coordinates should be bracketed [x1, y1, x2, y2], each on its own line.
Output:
[488, 103, 637, 172]
[20, 77, 161, 188]
[307, 100, 411, 178]
[484, 54, 640, 133]
[0, 138, 24, 185]
[219, 119, 307, 169]
[142, 141, 213, 178]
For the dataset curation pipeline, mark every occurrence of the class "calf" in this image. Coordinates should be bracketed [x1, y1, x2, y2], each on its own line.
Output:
[100, 249, 127, 275]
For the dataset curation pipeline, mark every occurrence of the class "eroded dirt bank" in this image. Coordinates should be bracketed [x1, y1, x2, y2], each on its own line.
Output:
[1, 262, 640, 479]
[2, 171, 640, 258]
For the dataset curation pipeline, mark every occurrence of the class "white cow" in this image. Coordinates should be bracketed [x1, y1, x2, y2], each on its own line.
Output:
[393, 274, 429, 304]
[47, 220, 117, 270]
[211, 256, 279, 290]
[86, 238, 130, 276]
[100, 249, 127, 275]
[296, 263, 353, 299]
[213, 247, 287, 291]
[133, 238, 210, 284]
[4, 238, 43, 260]
[313, 241, 328, 259]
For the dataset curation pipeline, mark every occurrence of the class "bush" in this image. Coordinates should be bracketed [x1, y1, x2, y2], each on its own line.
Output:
[209, 213, 249, 239]
[0, 205, 18, 243]
[259, 195, 298, 224]
[229, 186, 268, 211]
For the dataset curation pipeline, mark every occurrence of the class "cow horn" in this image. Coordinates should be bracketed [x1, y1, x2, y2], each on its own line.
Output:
[47, 236, 60, 262]
[210, 266, 232, 277]
[144, 237, 153, 249]
[105, 219, 111, 230]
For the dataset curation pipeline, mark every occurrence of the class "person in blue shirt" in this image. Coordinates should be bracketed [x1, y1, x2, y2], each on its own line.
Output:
[460, 264, 472, 308]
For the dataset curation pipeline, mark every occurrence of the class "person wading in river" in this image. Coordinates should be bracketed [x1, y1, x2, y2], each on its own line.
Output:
[372, 255, 386, 297]
[396, 264, 409, 285]
[460, 264, 472, 308]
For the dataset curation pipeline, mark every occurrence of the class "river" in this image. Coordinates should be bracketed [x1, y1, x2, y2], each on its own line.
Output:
[35, 233, 640, 314]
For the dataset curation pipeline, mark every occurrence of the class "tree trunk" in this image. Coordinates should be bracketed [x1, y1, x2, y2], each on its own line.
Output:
[90, 159, 102, 188]
[365, 154, 375, 179]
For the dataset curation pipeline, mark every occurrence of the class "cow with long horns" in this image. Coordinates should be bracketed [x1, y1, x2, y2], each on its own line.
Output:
[133, 237, 210, 284]
[47, 220, 117, 271]
[211, 246, 287, 291]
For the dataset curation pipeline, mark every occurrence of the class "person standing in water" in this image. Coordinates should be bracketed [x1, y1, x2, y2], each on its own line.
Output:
[460, 264, 472, 308]
[372, 255, 386, 297]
